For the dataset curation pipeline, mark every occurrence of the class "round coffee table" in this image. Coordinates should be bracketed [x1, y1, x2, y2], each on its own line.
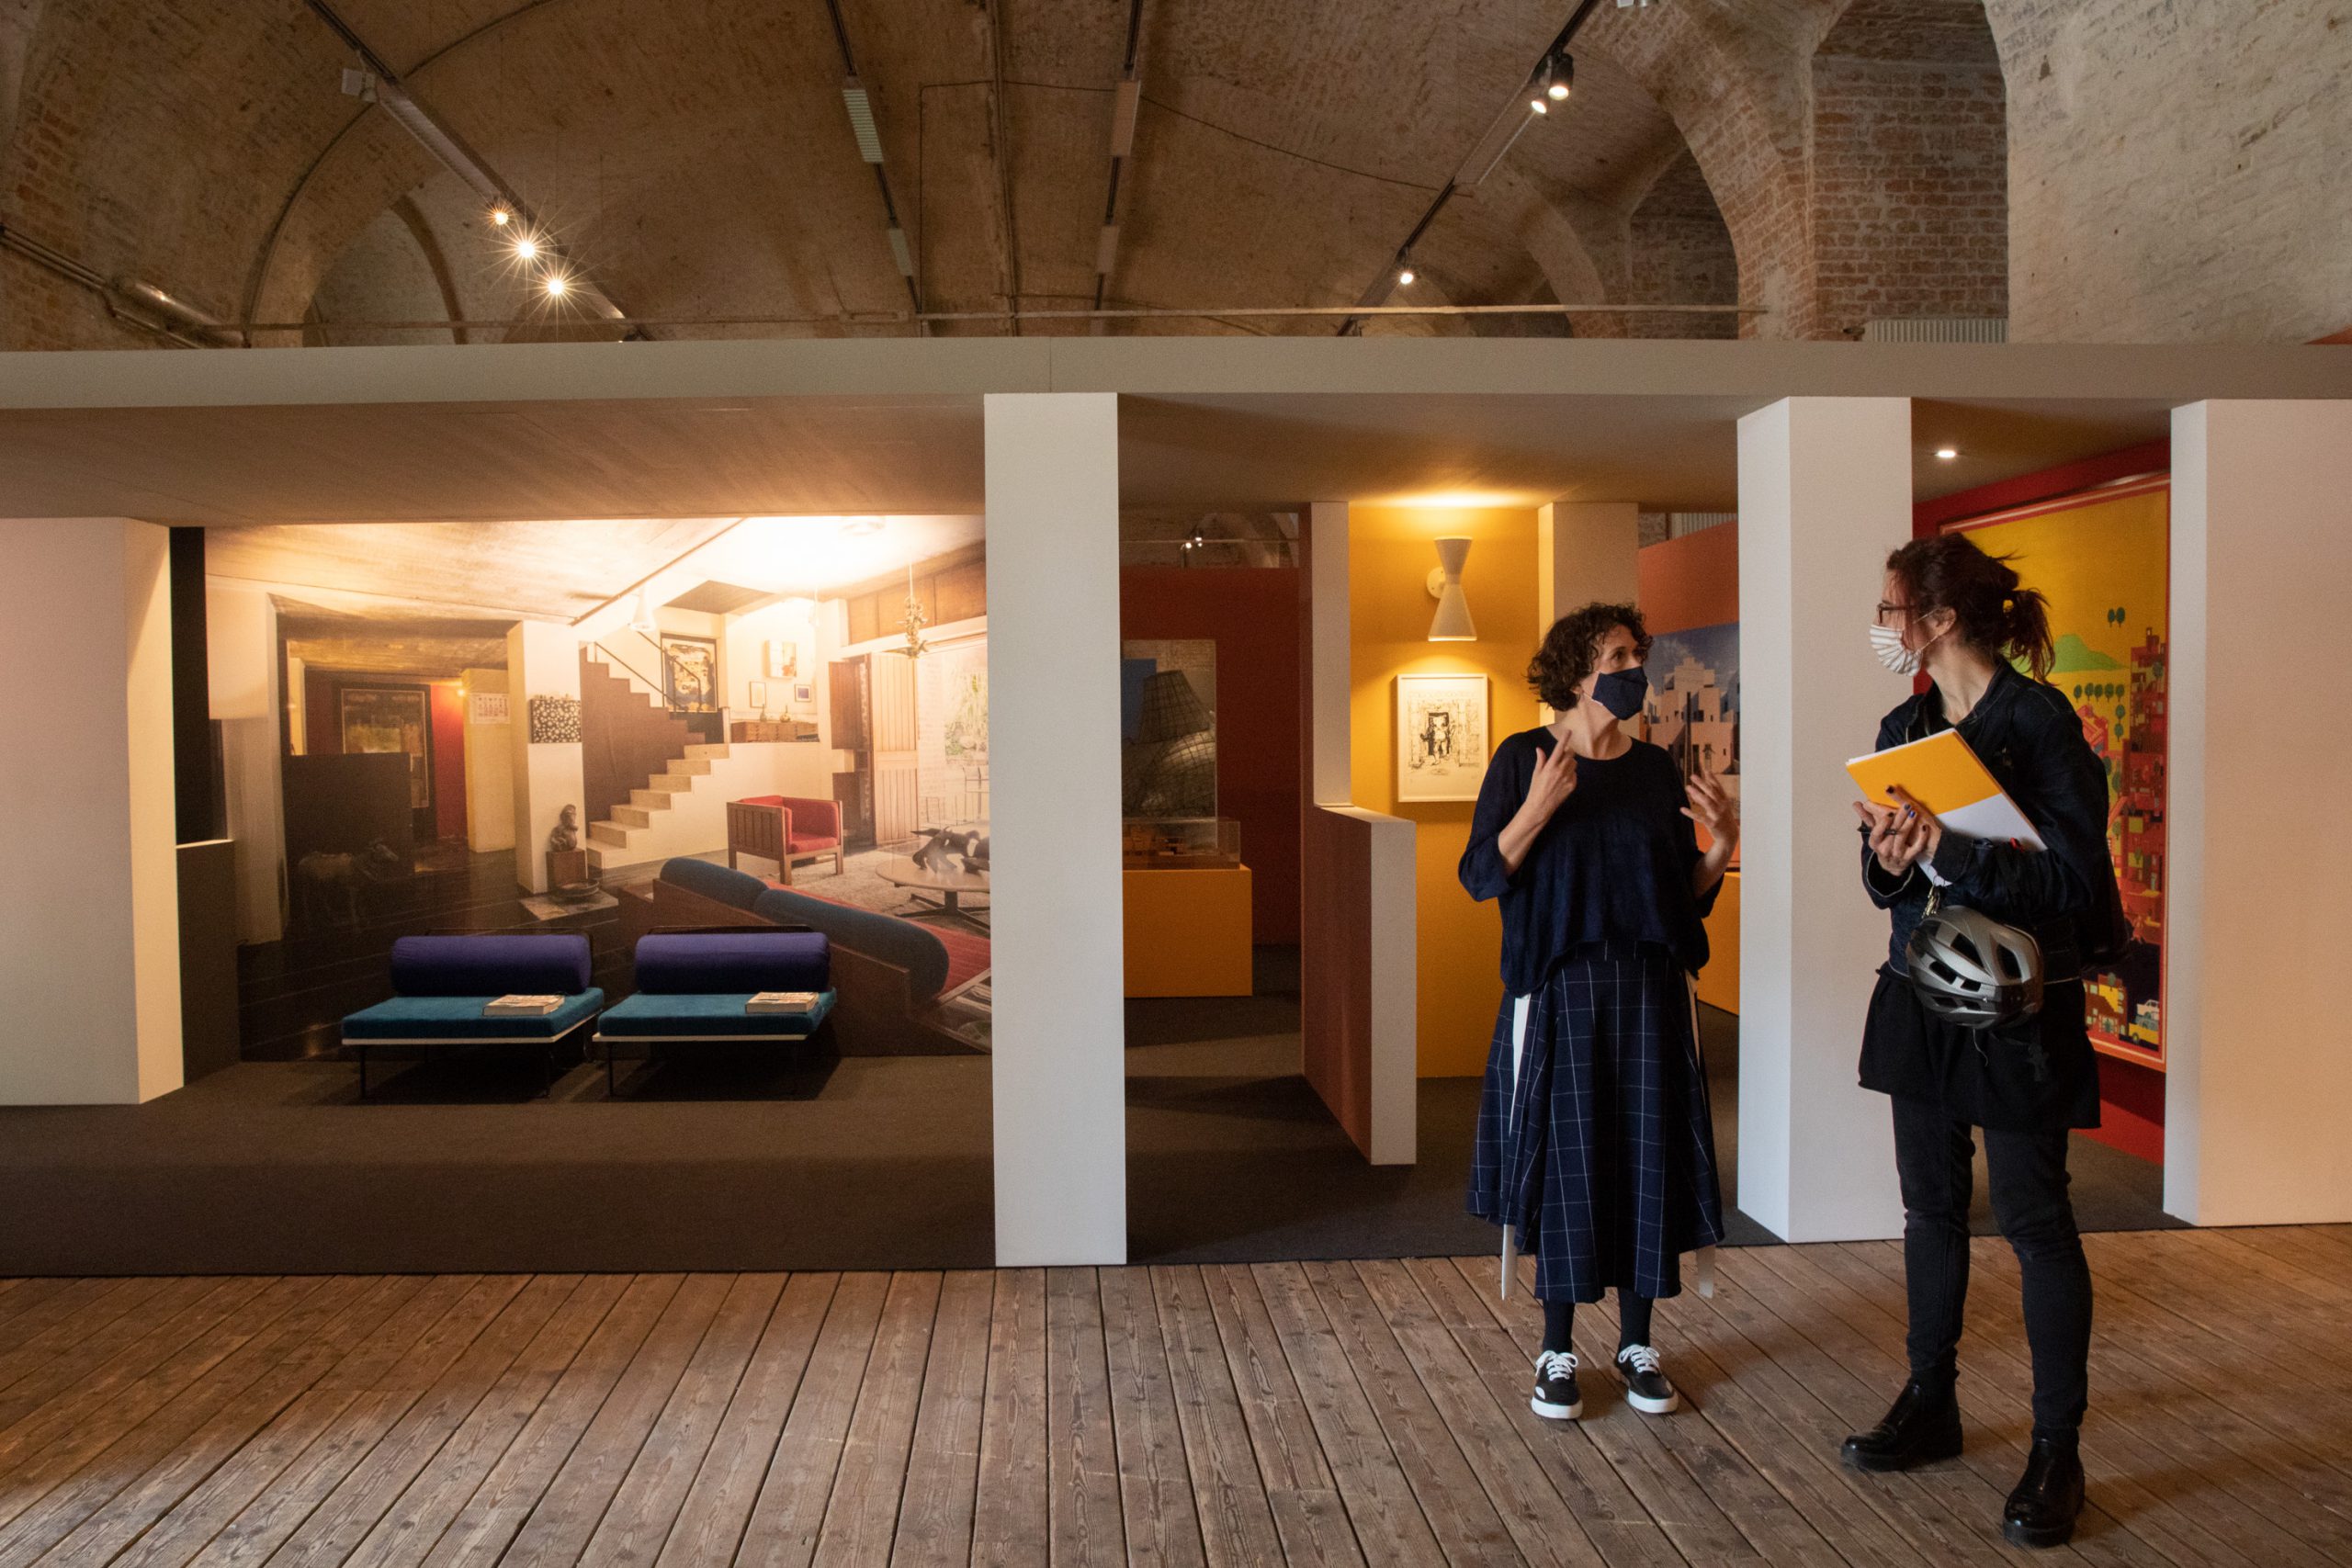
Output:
[875, 856, 990, 930]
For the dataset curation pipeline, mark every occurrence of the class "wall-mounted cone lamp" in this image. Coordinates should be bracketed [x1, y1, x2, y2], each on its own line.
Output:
[1427, 536, 1476, 641]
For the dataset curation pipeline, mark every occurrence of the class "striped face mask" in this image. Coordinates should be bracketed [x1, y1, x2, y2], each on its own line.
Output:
[1870, 621, 1923, 676]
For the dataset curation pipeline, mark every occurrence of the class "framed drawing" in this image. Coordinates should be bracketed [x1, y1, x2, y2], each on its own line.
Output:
[764, 639, 797, 679]
[661, 633, 719, 713]
[1396, 672, 1489, 802]
[792, 681, 815, 706]
[747, 680, 769, 713]
[338, 685, 433, 810]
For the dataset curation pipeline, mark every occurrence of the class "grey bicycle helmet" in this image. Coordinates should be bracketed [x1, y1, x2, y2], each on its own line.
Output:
[1905, 904, 2044, 1029]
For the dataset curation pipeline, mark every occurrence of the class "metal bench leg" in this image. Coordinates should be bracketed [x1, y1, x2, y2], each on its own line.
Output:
[358, 1044, 368, 1100]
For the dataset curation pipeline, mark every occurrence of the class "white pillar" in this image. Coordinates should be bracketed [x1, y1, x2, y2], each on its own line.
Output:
[507, 621, 584, 894]
[0, 519, 183, 1104]
[985, 392, 1125, 1265]
[1538, 501, 1640, 628]
[2166, 400, 2352, 1224]
[1736, 399, 1911, 1241]
[206, 580, 286, 944]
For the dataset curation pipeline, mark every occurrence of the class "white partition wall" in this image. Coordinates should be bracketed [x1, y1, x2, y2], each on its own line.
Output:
[985, 392, 1126, 1265]
[507, 621, 584, 895]
[1736, 399, 1910, 1241]
[2165, 400, 2352, 1224]
[1538, 501, 1640, 629]
[0, 519, 183, 1104]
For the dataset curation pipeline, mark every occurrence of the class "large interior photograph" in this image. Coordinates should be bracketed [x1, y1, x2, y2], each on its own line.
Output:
[218, 514, 994, 1093]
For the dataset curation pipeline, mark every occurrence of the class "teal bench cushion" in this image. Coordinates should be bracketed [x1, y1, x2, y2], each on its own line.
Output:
[341, 989, 605, 1041]
[595, 990, 835, 1038]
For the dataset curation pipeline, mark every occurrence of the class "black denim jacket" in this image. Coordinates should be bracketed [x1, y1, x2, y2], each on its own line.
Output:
[1860, 664, 2127, 978]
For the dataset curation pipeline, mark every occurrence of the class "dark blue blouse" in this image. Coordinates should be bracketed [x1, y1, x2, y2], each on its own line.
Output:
[1459, 728, 1722, 994]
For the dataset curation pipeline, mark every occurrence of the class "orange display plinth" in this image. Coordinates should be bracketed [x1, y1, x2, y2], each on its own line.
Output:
[1124, 865, 1254, 997]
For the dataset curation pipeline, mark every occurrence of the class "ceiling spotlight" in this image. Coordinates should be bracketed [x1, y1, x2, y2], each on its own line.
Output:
[1550, 53, 1576, 99]
[1397, 265, 1417, 286]
[1935, 446, 1960, 460]
[490, 208, 511, 227]
[1529, 93, 1549, 115]
[544, 273, 569, 298]
[514, 235, 539, 260]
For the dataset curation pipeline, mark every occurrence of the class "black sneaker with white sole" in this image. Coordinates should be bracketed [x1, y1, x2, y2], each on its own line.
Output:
[1616, 1343, 1679, 1414]
[1530, 1349, 1581, 1420]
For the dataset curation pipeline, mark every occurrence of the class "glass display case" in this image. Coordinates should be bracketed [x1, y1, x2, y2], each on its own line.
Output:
[1122, 817, 1242, 869]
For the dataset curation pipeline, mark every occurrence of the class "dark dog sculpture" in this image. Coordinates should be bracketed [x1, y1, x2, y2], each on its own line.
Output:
[293, 840, 404, 930]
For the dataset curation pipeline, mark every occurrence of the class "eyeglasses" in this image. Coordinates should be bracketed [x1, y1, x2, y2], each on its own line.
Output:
[1874, 601, 1916, 624]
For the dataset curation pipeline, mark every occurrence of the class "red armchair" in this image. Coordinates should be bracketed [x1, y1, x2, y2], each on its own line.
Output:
[727, 795, 845, 885]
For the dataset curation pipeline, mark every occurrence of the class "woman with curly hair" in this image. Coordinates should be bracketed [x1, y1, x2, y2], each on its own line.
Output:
[1459, 602, 1737, 1422]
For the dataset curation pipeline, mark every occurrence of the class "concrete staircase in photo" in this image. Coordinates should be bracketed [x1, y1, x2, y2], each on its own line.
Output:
[586, 742, 732, 872]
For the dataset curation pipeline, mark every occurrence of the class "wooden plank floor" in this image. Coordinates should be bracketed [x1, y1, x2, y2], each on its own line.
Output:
[1, 1230, 2348, 1566]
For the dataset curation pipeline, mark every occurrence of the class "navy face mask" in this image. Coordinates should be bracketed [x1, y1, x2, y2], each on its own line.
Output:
[1590, 666, 1649, 721]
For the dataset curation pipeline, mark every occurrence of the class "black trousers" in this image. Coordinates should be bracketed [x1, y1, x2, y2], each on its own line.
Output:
[1891, 1095, 2092, 1435]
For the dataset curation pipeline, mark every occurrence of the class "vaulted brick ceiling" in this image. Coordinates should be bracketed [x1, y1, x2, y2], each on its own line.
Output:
[0, 0, 2014, 348]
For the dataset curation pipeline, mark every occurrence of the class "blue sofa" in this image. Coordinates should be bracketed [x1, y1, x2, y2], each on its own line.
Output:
[619, 858, 989, 1055]
[594, 931, 836, 1093]
[340, 933, 603, 1097]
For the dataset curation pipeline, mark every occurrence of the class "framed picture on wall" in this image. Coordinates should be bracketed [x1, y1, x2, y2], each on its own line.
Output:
[748, 681, 769, 713]
[339, 685, 432, 811]
[660, 634, 719, 713]
[792, 681, 815, 706]
[1396, 672, 1489, 802]
[764, 640, 797, 679]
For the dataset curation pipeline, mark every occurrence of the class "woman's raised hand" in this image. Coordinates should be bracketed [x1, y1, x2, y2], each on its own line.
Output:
[1518, 739, 1579, 829]
[1682, 773, 1739, 845]
[1853, 797, 1930, 877]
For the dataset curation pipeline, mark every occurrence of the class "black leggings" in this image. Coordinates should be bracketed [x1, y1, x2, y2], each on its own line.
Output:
[1542, 1292, 1654, 1355]
[1892, 1095, 2092, 1435]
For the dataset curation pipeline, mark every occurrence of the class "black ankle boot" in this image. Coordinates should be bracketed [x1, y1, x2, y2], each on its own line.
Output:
[2002, 1432, 2085, 1549]
[1840, 1380, 1962, 1472]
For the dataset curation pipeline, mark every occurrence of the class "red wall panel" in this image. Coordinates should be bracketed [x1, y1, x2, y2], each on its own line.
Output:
[1121, 566, 1304, 943]
[430, 682, 468, 842]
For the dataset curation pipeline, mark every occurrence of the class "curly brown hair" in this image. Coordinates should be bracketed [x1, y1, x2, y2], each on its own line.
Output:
[1528, 602, 1651, 710]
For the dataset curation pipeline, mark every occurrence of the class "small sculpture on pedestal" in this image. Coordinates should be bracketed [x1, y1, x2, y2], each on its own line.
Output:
[544, 805, 594, 900]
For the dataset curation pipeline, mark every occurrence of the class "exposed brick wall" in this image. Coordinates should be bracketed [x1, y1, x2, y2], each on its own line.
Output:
[1, 0, 2339, 351]
[1810, 0, 2008, 337]
[1991, 0, 2352, 343]
[1625, 151, 1739, 340]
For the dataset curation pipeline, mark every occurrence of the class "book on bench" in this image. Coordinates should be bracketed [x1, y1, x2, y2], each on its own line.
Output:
[482, 994, 567, 1017]
[746, 990, 822, 1014]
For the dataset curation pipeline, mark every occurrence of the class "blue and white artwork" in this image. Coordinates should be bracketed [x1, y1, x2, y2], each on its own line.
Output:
[1643, 620, 1739, 786]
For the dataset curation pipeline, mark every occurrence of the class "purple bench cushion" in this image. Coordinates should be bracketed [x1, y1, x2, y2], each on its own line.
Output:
[634, 931, 831, 994]
[389, 934, 592, 998]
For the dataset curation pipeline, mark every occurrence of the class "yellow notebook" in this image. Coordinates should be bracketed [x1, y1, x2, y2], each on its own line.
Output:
[1846, 729, 2047, 852]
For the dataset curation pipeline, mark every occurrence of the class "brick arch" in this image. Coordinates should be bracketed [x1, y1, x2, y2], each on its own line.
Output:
[1570, 3, 1821, 339]
[246, 0, 900, 344]
[1805, 0, 2007, 336]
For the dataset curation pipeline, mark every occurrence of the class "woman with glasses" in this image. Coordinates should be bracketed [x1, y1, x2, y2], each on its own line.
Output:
[1844, 533, 2128, 1550]
[1460, 602, 1736, 1423]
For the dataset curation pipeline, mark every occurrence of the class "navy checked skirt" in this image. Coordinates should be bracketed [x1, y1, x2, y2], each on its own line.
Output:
[1465, 941, 1726, 1303]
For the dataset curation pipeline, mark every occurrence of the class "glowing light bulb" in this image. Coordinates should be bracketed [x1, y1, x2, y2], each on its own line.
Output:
[1547, 81, 1569, 100]
[491, 208, 511, 227]
[1530, 96, 1548, 114]
[1935, 446, 1960, 460]
[545, 274, 569, 298]
[514, 236, 539, 260]
[1397, 266, 1416, 286]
